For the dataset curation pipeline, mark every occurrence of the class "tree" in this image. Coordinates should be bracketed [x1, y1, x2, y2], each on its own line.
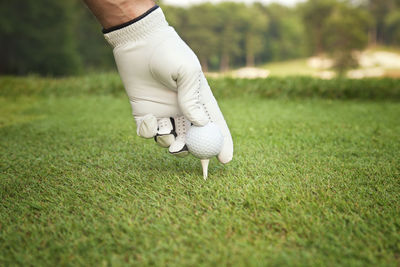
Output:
[323, 3, 371, 74]
[75, 1, 115, 71]
[215, 3, 244, 71]
[385, 10, 400, 45]
[184, 4, 219, 72]
[241, 5, 269, 67]
[0, 0, 82, 75]
[300, 0, 337, 55]
[364, 0, 396, 45]
[262, 3, 308, 62]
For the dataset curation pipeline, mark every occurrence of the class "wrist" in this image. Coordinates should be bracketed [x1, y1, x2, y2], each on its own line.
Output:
[103, 5, 159, 34]
[83, 0, 156, 30]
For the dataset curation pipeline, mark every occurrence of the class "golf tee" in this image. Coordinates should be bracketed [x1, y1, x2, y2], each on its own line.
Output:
[201, 159, 209, 180]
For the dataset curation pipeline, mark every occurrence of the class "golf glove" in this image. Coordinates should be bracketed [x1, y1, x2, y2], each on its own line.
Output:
[104, 5, 233, 164]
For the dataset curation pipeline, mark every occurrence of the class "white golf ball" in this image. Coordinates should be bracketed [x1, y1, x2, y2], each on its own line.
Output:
[186, 122, 224, 159]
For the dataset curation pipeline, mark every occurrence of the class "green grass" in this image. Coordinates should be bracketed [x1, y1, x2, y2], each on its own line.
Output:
[1, 75, 400, 266]
[2, 74, 400, 100]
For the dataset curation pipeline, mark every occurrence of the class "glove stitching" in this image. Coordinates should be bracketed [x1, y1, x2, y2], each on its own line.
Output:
[198, 72, 212, 121]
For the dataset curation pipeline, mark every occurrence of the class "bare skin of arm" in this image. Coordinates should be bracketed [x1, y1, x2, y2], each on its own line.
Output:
[82, 0, 155, 29]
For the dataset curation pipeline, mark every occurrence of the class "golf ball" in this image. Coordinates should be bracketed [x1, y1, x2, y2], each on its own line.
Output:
[186, 122, 224, 159]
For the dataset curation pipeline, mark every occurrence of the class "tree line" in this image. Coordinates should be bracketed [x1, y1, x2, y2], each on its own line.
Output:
[1, 0, 400, 76]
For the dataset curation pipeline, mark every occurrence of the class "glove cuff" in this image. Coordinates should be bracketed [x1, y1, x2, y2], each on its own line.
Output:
[103, 6, 168, 48]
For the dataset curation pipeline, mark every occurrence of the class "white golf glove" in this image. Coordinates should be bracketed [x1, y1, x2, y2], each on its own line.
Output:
[104, 5, 233, 164]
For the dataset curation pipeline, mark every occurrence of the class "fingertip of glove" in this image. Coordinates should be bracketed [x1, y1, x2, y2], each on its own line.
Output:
[138, 114, 158, 138]
[217, 154, 233, 164]
[217, 138, 233, 164]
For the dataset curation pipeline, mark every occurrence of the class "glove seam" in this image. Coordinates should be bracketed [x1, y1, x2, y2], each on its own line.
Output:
[198, 73, 212, 122]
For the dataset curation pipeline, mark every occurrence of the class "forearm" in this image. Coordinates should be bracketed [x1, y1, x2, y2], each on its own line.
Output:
[83, 0, 155, 29]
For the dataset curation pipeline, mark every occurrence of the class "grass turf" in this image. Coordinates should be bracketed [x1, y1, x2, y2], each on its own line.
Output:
[1, 92, 400, 265]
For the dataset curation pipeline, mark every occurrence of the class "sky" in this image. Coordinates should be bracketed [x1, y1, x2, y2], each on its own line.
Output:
[163, 0, 306, 6]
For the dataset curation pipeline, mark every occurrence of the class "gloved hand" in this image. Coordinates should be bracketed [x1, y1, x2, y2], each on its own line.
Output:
[104, 5, 233, 164]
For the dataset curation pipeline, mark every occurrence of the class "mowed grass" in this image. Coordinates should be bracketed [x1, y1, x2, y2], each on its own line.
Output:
[1, 90, 400, 265]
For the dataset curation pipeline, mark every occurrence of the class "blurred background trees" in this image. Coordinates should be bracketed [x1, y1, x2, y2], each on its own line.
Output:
[321, 2, 371, 74]
[1, 0, 400, 76]
[261, 3, 307, 62]
[0, 0, 83, 75]
[242, 4, 269, 67]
